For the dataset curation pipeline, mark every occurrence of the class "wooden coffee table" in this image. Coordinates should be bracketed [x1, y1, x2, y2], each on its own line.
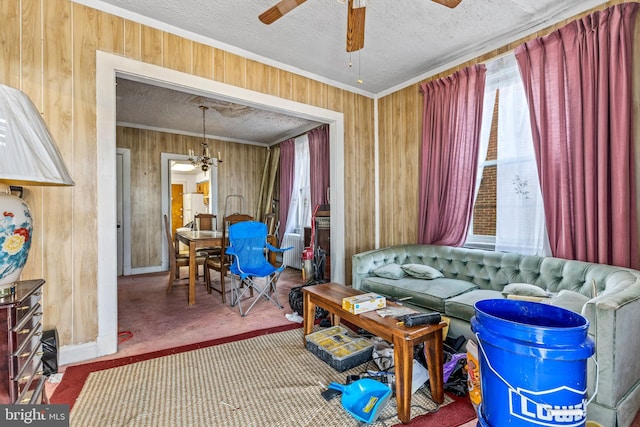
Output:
[302, 282, 445, 424]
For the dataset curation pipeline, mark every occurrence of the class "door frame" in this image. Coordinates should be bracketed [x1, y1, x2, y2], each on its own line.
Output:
[66, 51, 345, 365]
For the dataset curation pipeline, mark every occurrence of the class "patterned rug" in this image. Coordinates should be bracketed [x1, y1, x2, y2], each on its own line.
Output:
[69, 328, 461, 427]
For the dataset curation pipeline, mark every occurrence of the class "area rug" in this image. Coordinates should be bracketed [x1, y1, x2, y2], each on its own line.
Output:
[50, 324, 303, 409]
[54, 326, 476, 427]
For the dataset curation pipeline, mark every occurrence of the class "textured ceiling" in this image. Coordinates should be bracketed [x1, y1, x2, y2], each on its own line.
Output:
[116, 78, 322, 145]
[87, 0, 607, 144]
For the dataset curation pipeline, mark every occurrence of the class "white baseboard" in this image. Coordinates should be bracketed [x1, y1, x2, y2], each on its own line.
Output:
[130, 265, 163, 275]
[59, 338, 118, 366]
[59, 342, 100, 366]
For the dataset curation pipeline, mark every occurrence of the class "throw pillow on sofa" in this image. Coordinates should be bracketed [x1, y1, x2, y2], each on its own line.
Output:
[372, 263, 407, 280]
[401, 264, 444, 279]
[502, 283, 551, 302]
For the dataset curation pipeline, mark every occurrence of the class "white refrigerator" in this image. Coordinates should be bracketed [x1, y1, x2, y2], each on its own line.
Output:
[183, 193, 208, 227]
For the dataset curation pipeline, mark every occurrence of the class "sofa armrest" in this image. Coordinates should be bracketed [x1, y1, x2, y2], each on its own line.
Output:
[352, 248, 383, 289]
[582, 279, 640, 408]
[352, 245, 415, 289]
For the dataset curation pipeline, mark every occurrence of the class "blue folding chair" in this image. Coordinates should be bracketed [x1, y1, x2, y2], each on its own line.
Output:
[226, 221, 293, 316]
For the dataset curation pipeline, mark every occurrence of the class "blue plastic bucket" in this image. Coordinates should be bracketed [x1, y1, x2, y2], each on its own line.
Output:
[471, 299, 595, 427]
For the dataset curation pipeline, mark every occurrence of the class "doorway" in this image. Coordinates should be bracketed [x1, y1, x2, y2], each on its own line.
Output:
[161, 153, 218, 270]
[89, 51, 344, 364]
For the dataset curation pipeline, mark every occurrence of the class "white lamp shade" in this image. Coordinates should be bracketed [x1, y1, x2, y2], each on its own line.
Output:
[0, 84, 74, 288]
[0, 84, 74, 186]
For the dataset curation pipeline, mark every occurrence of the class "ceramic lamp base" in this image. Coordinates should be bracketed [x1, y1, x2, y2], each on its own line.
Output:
[0, 191, 33, 287]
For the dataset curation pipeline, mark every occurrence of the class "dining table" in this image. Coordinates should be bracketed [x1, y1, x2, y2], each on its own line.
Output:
[175, 229, 223, 305]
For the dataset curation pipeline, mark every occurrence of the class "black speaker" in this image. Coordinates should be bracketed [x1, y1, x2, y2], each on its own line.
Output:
[42, 328, 59, 376]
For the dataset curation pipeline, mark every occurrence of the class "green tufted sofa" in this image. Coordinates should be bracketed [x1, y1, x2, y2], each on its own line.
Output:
[352, 244, 640, 426]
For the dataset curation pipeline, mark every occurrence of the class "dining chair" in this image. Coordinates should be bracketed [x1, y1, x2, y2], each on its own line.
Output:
[164, 214, 206, 294]
[204, 213, 253, 302]
[194, 213, 217, 232]
[194, 213, 222, 261]
[263, 212, 278, 236]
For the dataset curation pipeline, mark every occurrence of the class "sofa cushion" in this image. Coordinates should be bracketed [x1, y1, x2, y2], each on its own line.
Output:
[401, 264, 444, 279]
[548, 290, 590, 314]
[445, 289, 504, 322]
[360, 276, 477, 312]
[372, 263, 407, 280]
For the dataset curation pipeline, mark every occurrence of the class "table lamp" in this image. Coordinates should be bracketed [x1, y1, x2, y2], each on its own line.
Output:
[0, 84, 74, 297]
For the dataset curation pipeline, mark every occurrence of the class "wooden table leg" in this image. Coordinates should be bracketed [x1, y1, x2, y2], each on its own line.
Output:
[330, 313, 341, 326]
[188, 242, 196, 305]
[423, 330, 444, 404]
[302, 292, 315, 344]
[393, 336, 414, 424]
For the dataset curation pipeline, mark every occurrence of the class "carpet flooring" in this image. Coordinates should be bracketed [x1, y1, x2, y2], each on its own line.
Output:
[48, 268, 477, 426]
[61, 327, 476, 427]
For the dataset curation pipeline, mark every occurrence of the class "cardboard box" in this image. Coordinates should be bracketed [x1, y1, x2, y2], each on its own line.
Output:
[342, 293, 386, 314]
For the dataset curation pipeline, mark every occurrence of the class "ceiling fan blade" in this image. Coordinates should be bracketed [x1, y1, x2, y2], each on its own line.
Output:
[346, 0, 366, 52]
[431, 0, 462, 8]
[259, 0, 307, 24]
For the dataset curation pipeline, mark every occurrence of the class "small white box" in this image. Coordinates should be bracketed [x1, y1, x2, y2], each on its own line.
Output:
[342, 293, 386, 314]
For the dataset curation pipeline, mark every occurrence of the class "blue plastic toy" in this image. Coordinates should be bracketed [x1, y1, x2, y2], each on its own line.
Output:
[328, 378, 392, 424]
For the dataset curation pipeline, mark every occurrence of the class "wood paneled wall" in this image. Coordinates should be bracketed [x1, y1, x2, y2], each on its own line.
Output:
[2, 0, 628, 350]
[376, 0, 638, 247]
[0, 0, 375, 347]
[116, 127, 268, 268]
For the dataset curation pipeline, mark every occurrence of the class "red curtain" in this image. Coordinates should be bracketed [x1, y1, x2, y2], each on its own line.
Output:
[278, 138, 295, 243]
[515, 3, 639, 268]
[418, 64, 486, 246]
[308, 124, 330, 210]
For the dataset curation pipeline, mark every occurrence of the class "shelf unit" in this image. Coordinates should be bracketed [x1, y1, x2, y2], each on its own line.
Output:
[0, 279, 47, 404]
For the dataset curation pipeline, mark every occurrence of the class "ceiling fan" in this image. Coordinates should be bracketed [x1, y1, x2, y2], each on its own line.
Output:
[259, 0, 462, 52]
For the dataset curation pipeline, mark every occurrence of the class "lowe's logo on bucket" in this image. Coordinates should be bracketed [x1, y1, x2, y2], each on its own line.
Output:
[508, 386, 587, 427]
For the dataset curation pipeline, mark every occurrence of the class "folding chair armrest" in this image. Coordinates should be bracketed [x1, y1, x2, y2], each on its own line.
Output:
[267, 243, 293, 253]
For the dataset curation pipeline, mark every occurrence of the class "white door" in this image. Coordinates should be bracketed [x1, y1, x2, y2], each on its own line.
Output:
[116, 148, 131, 276]
[116, 152, 124, 276]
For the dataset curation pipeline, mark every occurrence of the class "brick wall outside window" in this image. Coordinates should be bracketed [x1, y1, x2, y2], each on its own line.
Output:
[472, 94, 498, 236]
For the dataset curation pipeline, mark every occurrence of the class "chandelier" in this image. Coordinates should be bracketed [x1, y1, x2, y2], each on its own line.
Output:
[188, 105, 220, 172]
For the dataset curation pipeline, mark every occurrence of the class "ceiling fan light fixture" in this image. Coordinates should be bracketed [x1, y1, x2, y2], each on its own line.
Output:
[259, 0, 461, 59]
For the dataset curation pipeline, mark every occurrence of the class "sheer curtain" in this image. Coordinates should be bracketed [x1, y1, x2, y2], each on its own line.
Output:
[283, 134, 311, 235]
[467, 71, 495, 246]
[490, 55, 550, 256]
[515, 3, 639, 268]
[418, 65, 486, 246]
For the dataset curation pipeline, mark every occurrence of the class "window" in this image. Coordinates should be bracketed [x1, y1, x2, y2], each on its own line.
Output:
[466, 54, 550, 256]
[283, 134, 311, 235]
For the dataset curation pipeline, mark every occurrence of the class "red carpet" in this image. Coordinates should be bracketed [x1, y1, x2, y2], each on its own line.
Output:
[51, 324, 476, 426]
